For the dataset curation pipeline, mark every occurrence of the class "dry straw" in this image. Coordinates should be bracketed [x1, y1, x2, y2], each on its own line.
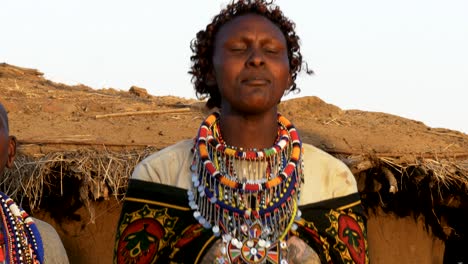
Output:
[1, 147, 157, 223]
[1, 145, 467, 237]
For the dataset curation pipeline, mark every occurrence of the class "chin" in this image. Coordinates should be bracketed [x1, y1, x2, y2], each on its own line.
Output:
[238, 102, 277, 115]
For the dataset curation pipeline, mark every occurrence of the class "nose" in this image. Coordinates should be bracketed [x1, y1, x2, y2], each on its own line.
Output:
[246, 49, 265, 67]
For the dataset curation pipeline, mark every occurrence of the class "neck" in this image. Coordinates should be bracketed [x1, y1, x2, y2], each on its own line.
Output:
[219, 108, 278, 149]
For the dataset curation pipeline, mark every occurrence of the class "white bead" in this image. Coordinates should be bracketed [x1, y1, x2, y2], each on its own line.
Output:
[193, 211, 201, 219]
[231, 238, 242, 249]
[295, 210, 302, 220]
[222, 234, 232, 243]
[280, 241, 287, 249]
[245, 210, 251, 217]
[189, 201, 197, 209]
[236, 241, 243, 249]
[258, 239, 266, 248]
[241, 225, 248, 233]
[246, 240, 254, 247]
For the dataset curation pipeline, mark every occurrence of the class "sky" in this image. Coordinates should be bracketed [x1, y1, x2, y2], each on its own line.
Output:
[1, 0, 467, 133]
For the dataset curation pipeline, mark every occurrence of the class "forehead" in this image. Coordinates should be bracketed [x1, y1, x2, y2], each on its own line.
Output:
[215, 14, 286, 44]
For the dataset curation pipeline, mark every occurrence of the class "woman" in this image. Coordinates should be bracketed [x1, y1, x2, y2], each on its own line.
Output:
[114, 1, 369, 263]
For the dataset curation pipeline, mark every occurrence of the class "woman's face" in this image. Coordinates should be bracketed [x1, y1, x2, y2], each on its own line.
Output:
[212, 14, 291, 115]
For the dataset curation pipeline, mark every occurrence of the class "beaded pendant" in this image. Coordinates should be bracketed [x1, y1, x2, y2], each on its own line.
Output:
[188, 112, 304, 264]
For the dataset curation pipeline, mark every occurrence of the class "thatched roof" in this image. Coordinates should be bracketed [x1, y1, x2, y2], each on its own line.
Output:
[1, 63, 467, 239]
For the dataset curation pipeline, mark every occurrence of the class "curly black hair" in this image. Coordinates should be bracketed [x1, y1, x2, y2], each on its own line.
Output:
[189, 0, 312, 109]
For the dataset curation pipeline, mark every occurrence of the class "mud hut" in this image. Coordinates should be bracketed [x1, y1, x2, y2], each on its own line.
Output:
[1, 63, 467, 263]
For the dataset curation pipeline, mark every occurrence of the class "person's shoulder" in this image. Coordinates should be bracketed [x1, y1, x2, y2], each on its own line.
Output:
[33, 218, 70, 264]
[32, 217, 57, 239]
[142, 139, 194, 162]
[300, 143, 358, 203]
[132, 139, 194, 186]
[139, 139, 193, 167]
[302, 143, 346, 167]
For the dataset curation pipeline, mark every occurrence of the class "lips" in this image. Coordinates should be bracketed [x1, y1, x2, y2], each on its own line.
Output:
[241, 76, 271, 86]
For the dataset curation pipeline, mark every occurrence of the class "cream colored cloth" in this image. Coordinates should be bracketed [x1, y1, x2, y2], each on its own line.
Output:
[132, 139, 358, 205]
[34, 218, 70, 264]
[131, 139, 359, 263]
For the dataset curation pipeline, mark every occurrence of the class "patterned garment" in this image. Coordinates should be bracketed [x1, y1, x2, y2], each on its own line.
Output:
[114, 180, 215, 263]
[0, 192, 44, 264]
[114, 180, 369, 264]
[294, 193, 368, 264]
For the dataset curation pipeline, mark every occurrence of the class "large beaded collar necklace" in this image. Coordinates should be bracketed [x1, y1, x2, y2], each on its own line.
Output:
[188, 112, 304, 264]
[0, 191, 44, 264]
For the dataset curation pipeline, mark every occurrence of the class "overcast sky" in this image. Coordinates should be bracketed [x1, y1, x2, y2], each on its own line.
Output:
[1, 0, 467, 133]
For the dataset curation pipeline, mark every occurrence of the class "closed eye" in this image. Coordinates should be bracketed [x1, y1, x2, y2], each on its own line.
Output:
[229, 44, 247, 52]
[263, 44, 281, 54]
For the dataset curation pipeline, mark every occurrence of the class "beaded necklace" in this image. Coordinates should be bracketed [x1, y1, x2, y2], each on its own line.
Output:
[0, 192, 44, 264]
[188, 112, 303, 264]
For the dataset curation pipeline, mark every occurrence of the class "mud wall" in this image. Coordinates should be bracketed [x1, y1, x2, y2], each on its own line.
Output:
[35, 199, 121, 264]
[367, 209, 445, 264]
[35, 201, 445, 264]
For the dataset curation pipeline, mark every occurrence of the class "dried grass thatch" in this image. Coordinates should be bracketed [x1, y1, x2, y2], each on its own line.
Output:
[1, 147, 157, 223]
[2, 142, 467, 239]
[342, 152, 468, 239]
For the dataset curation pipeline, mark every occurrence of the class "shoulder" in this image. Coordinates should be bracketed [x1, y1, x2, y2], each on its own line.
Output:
[33, 218, 70, 264]
[132, 139, 194, 188]
[139, 139, 193, 166]
[300, 143, 358, 204]
[302, 143, 350, 172]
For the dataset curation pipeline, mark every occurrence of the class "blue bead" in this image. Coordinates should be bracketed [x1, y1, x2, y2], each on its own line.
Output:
[203, 221, 212, 229]
[193, 211, 201, 219]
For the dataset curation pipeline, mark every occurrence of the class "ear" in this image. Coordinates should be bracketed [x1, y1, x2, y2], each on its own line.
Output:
[283, 74, 293, 95]
[6, 135, 16, 168]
